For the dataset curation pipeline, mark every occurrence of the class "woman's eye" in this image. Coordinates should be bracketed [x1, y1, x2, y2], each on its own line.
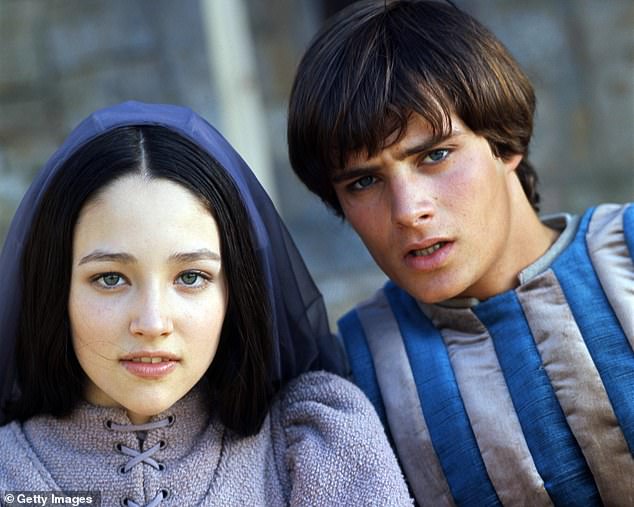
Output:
[177, 271, 209, 288]
[424, 148, 450, 163]
[351, 175, 377, 190]
[95, 273, 125, 288]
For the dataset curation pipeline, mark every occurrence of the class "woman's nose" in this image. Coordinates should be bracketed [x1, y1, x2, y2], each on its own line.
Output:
[129, 287, 173, 338]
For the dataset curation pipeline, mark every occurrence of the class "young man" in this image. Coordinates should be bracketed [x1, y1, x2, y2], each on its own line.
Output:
[287, 1, 634, 505]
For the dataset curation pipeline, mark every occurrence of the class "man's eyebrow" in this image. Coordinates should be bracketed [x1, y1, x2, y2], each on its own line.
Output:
[168, 249, 221, 263]
[399, 133, 452, 159]
[332, 132, 455, 183]
[78, 251, 136, 266]
[331, 167, 379, 184]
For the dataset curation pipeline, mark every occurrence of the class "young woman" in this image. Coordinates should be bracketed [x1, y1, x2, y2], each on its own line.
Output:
[0, 102, 411, 506]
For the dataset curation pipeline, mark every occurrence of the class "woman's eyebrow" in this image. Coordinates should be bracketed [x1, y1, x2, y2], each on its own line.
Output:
[78, 251, 136, 266]
[168, 249, 221, 263]
[78, 249, 221, 266]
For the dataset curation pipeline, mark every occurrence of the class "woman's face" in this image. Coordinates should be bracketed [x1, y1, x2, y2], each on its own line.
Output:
[68, 175, 228, 424]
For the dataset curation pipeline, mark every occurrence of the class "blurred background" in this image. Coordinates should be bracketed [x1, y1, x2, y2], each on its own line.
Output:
[1, 0, 633, 328]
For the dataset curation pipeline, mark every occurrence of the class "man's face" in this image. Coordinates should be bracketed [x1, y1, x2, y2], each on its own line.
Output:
[333, 113, 524, 304]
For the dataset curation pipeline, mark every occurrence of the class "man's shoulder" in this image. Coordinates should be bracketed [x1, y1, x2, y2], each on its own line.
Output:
[585, 203, 633, 240]
[580, 203, 633, 263]
[339, 281, 416, 321]
[338, 281, 436, 349]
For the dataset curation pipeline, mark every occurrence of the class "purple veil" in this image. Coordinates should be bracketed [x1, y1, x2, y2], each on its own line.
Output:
[0, 101, 347, 421]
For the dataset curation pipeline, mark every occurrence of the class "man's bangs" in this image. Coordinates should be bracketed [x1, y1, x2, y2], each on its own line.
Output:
[330, 106, 405, 172]
[329, 77, 454, 172]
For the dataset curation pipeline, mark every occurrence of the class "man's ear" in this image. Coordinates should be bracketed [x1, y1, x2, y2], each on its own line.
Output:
[503, 153, 523, 174]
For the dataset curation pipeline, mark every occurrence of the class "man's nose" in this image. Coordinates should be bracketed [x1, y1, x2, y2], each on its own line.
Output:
[390, 170, 435, 228]
[129, 285, 173, 338]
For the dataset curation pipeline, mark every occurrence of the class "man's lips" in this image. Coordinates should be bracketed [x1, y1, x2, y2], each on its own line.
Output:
[410, 241, 449, 257]
[403, 238, 452, 258]
[403, 239, 453, 271]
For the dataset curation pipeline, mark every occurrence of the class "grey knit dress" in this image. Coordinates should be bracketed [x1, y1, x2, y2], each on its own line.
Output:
[0, 371, 412, 506]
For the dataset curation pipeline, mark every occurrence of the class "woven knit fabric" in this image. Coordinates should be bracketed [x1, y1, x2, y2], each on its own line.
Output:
[0, 371, 412, 506]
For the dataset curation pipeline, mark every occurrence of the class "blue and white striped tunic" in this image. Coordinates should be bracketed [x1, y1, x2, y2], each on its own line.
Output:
[340, 203, 634, 506]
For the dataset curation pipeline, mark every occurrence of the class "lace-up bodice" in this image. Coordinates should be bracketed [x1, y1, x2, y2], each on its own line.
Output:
[15, 387, 224, 506]
[106, 417, 175, 506]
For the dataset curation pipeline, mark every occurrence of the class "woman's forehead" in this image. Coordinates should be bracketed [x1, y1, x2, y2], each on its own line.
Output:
[74, 176, 220, 254]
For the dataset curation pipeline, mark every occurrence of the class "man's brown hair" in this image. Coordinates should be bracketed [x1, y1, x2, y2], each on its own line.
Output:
[288, 0, 540, 216]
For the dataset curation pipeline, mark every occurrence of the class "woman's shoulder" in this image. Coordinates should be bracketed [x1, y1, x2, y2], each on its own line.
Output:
[270, 371, 413, 506]
[272, 370, 393, 459]
[274, 370, 389, 444]
[278, 369, 375, 413]
[0, 421, 27, 463]
[0, 420, 57, 490]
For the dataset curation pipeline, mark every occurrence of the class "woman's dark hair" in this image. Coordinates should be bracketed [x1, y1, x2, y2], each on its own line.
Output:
[8, 125, 272, 436]
[288, 0, 541, 215]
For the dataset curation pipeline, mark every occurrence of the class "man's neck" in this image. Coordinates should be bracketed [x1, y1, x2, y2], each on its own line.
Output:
[451, 178, 560, 304]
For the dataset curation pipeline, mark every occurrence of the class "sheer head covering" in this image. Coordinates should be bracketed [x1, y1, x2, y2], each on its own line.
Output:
[0, 101, 347, 421]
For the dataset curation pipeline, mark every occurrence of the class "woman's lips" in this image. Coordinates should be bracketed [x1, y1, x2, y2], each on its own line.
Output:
[120, 355, 179, 379]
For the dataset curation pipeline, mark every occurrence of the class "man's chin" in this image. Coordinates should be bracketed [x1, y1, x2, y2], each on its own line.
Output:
[401, 283, 460, 305]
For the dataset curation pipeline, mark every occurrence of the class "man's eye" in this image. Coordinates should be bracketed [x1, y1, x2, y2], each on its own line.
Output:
[425, 149, 449, 163]
[351, 175, 377, 190]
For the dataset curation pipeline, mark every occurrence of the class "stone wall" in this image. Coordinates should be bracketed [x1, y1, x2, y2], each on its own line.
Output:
[463, 0, 634, 211]
[0, 0, 216, 236]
